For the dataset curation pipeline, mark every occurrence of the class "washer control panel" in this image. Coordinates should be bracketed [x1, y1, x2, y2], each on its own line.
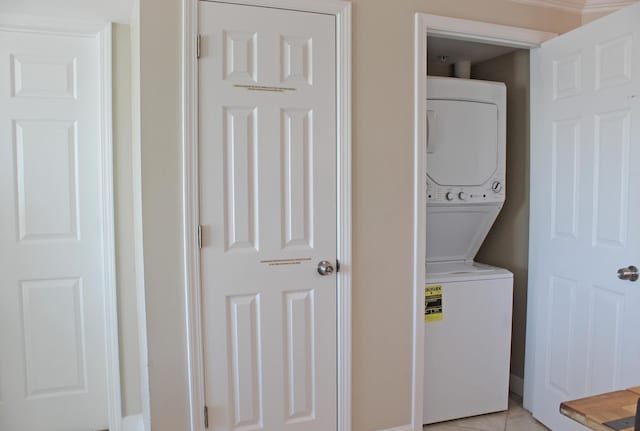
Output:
[427, 178, 505, 204]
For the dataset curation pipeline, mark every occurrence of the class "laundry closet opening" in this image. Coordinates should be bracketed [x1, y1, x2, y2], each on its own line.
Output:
[423, 35, 531, 422]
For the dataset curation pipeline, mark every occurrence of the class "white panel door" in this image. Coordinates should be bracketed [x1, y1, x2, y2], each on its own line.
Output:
[198, 2, 337, 431]
[0, 30, 110, 430]
[528, 4, 640, 430]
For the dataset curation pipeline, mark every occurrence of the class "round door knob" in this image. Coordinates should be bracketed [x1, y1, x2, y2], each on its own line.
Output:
[458, 192, 467, 200]
[317, 260, 334, 276]
[617, 265, 638, 281]
[445, 192, 454, 201]
[492, 181, 503, 193]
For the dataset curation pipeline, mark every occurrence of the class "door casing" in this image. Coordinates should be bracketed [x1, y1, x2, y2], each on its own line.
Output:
[181, 1, 352, 431]
[414, 13, 556, 431]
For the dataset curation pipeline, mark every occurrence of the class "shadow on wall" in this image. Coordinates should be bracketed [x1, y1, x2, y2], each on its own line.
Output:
[473, 49, 531, 382]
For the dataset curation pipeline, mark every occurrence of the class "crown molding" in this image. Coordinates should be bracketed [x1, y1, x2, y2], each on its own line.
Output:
[510, 0, 636, 13]
[583, 0, 636, 12]
[510, 0, 584, 12]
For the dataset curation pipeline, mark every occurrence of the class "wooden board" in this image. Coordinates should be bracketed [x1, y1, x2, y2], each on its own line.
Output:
[560, 387, 640, 431]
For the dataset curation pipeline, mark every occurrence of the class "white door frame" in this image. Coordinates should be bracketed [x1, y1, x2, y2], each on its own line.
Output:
[181, 1, 352, 430]
[0, 15, 122, 431]
[413, 13, 555, 430]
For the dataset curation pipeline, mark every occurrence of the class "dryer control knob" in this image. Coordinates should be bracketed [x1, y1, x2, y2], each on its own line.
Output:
[445, 192, 454, 201]
[458, 192, 467, 200]
[492, 181, 503, 193]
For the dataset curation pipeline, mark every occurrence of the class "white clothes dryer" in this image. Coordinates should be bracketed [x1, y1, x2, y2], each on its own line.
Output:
[423, 77, 513, 424]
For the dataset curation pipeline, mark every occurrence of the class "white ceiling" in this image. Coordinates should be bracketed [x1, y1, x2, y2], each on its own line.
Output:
[0, 0, 133, 24]
[427, 37, 519, 66]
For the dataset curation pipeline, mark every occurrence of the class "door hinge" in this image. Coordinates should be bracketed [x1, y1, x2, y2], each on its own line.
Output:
[204, 405, 209, 428]
[196, 34, 201, 59]
[197, 224, 203, 249]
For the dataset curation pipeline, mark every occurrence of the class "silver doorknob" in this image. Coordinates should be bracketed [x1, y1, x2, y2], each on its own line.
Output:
[317, 260, 334, 276]
[617, 265, 638, 281]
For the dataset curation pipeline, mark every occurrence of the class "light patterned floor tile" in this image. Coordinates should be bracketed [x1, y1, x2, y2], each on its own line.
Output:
[507, 404, 531, 418]
[505, 413, 550, 430]
[423, 411, 507, 431]
[424, 423, 491, 431]
[422, 394, 550, 431]
[446, 411, 508, 431]
[506, 405, 550, 431]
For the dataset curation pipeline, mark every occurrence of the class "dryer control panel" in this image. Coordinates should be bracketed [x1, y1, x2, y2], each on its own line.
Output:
[427, 177, 505, 204]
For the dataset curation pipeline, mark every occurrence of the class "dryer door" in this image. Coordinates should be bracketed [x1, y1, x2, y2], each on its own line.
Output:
[427, 99, 498, 186]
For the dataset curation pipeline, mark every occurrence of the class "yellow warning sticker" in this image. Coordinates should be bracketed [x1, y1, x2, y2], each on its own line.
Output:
[424, 285, 443, 322]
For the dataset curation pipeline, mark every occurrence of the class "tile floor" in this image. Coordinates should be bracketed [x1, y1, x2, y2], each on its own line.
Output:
[423, 394, 550, 431]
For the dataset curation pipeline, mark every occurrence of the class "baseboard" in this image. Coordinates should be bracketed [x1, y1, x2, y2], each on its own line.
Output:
[122, 414, 144, 431]
[510, 374, 524, 397]
[379, 424, 414, 431]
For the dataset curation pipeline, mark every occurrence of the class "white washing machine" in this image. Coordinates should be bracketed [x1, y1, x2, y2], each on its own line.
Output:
[423, 77, 514, 424]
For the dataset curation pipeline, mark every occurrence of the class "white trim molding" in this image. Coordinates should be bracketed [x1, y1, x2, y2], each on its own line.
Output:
[98, 22, 124, 431]
[0, 13, 113, 35]
[378, 425, 413, 431]
[510, 0, 637, 13]
[420, 14, 556, 49]
[181, 1, 352, 431]
[182, 1, 204, 431]
[335, 4, 353, 431]
[509, 374, 525, 397]
[414, 13, 557, 431]
[411, 13, 428, 431]
[122, 414, 144, 431]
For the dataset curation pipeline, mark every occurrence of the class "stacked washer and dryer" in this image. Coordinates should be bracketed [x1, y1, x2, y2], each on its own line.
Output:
[423, 77, 514, 424]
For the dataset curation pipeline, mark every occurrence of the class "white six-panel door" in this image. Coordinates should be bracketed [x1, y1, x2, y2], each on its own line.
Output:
[528, 4, 640, 430]
[198, 2, 337, 430]
[0, 29, 111, 430]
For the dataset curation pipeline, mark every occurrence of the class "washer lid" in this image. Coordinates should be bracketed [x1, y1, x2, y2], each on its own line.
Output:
[426, 203, 502, 263]
[427, 99, 499, 187]
[425, 262, 513, 283]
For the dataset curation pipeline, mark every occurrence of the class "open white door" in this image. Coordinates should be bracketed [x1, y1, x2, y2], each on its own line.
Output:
[527, 3, 640, 430]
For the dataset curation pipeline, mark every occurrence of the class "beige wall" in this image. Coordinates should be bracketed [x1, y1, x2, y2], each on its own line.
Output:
[427, 62, 453, 77]
[473, 50, 531, 381]
[136, 1, 581, 429]
[139, 0, 189, 429]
